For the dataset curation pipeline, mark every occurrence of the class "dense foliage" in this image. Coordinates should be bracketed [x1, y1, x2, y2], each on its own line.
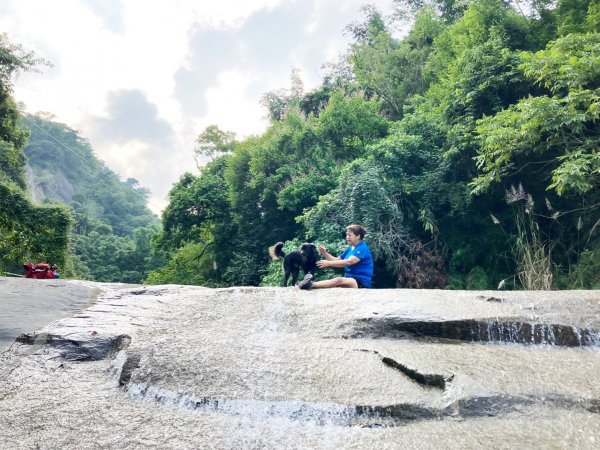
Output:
[0, 34, 73, 274]
[150, 0, 600, 289]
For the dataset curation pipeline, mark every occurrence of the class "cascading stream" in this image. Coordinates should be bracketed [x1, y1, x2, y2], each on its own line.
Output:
[2, 280, 600, 448]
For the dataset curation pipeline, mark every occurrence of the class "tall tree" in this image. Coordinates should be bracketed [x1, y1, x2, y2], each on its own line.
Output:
[193, 124, 236, 167]
[349, 7, 444, 118]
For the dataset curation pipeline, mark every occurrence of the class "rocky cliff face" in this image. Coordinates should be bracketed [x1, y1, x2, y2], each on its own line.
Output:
[1, 281, 599, 448]
[25, 163, 75, 204]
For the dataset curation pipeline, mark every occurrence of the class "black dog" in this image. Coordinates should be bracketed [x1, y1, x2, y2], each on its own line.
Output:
[269, 242, 319, 287]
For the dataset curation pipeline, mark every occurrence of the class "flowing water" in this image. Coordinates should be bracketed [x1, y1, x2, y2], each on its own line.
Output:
[0, 283, 599, 448]
[0, 277, 97, 350]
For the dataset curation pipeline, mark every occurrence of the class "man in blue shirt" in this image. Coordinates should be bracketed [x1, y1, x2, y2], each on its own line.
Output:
[299, 224, 373, 289]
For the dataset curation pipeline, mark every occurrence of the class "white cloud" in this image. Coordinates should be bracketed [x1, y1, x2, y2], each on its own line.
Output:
[204, 70, 268, 138]
[2, 0, 400, 214]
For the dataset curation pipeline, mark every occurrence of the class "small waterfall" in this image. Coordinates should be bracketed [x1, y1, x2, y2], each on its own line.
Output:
[124, 382, 600, 428]
[127, 382, 370, 426]
[355, 318, 600, 347]
[468, 320, 600, 346]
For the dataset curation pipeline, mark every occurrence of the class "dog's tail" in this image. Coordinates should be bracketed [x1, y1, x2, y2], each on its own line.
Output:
[269, 242, 285, 260]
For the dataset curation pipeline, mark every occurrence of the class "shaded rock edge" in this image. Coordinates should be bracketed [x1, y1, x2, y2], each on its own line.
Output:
[16, 332, 131, 361]
[124, 382, 600, 428]
[353, 318, 600, 346]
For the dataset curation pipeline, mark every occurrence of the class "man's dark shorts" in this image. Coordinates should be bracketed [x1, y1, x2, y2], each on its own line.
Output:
[355, 278, 370, 289]
[344, 275, 371, 288]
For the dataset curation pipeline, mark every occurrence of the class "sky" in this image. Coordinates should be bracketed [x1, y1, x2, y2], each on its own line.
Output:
[1, 0, 398, 214]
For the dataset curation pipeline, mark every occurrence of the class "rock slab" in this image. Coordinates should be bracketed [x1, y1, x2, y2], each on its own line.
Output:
[1, 282, 599, 449]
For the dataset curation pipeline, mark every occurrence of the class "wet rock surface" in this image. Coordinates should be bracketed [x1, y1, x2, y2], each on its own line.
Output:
[353, 317, 600, 346]
[0, 283, 599, 448]
[15, 331, 131, 361]
[0, 277, 97, 350]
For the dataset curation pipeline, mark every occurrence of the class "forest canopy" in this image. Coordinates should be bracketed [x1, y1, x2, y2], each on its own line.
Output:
[149, 0, 600, 289]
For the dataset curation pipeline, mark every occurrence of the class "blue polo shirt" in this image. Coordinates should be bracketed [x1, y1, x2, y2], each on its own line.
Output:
[340, 241, 373, 288]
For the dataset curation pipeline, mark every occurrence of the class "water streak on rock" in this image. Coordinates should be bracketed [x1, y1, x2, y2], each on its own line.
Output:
[354, 318, 600, 346]
[124, 382, 600, 428]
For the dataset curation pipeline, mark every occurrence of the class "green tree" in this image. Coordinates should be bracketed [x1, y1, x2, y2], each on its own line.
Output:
[472, 33, 600, 196]
[260, 68, 306, 122]
[317, 91, 390, 158]
[392, 0, 469, 23]
[349, 7, 444, 118]
[0, 183, 73, 271]
[146, 242, 215, 286]
[150, 157, 236, 286]
[73, 223, 161, 283]
[301, 161, 409, 285]
[556, 0, 599, 35]
[0, 34, 72, 273]
[193, 124, 236, 167]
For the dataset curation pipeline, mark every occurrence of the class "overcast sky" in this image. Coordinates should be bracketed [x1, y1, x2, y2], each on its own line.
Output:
[1, 0, 398, 213]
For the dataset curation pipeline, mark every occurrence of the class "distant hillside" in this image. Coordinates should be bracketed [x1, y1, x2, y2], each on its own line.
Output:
[22, 114, 163, 282]
[23, 114, 157, 235]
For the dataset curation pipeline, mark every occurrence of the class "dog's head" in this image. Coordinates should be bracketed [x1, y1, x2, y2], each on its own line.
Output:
[300, 243, 319, 262]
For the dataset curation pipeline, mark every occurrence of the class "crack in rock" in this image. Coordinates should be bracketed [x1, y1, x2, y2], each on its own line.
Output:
[355, 349, 452, 389]
[129, 288, 167, 296]
[477, 295, 504, 302]
[380, 356, 451, 389]
[109, 350, 142, 386]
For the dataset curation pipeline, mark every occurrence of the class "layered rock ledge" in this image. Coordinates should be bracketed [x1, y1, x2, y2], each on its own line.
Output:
[1, 281, 599, 449]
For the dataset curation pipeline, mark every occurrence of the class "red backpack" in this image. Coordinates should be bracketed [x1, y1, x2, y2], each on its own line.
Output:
[23, 262, 56, 279]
